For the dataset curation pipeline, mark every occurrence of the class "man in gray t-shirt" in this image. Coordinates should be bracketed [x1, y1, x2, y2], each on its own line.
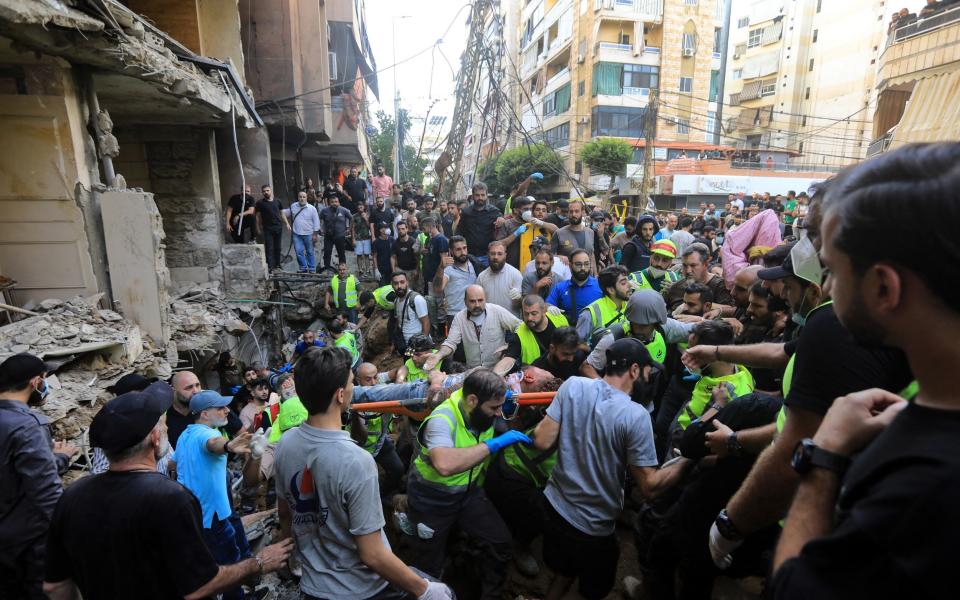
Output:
[531, 338, 692, 600]
[275, 346, 452, 600]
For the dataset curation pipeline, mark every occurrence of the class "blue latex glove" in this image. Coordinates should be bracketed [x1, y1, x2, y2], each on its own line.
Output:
[485, 430, 533, 454]
[530, 172, 544, 181]
[513, 224, 528, 236]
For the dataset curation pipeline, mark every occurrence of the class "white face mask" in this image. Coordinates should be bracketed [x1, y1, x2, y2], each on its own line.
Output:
[521, 210, 533, 222]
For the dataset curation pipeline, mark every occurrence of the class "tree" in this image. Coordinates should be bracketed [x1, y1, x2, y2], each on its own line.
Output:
[368, 109, 429, 185]
[580, 137, 633, 194]
[476, 142, 563, 197]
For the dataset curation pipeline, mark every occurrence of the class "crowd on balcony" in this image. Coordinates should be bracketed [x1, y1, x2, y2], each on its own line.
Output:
[889, 0, 960, 32]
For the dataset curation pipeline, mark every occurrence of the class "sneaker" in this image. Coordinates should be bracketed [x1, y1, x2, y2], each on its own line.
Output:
[622, 575, 643, 600]
[514, 550, 540, 578]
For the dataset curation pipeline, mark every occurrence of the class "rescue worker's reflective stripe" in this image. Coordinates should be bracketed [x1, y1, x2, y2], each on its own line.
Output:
[373, 285, 395, 310]
[677, 366, 755, 430]
[331, 275, 358, 308]
[503, 429, 557, 488]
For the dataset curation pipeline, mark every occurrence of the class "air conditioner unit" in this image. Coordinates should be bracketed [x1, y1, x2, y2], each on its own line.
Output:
[578, 117, 590, 124]
[682, 48, 695, 57]
[577, 53, 585, 64]
[328, 51, 338, 80]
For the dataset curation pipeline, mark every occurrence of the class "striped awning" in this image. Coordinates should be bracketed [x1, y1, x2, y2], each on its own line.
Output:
[890, 69, 960, 147]
[739, 80, 764, 101]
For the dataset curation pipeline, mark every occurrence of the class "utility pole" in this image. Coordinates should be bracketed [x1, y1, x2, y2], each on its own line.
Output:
[640, 88, 658, 207]
[714, 0, 734, 145]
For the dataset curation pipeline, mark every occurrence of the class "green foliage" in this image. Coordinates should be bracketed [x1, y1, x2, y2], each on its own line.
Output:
[579, 138, 633, 189]
[475, 143, 563, 196]
[368, 109, 429, 185]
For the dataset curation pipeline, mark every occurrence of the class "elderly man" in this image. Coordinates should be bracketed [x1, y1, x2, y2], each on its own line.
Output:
[171, 390, 260, 600]
[42, 384, 293, 600]
[424, 285, 520, 373]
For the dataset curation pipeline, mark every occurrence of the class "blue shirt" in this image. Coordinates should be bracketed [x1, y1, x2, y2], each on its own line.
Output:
[172, 424, 231, 528]
[294, 339, 325, 357]
[547, 276, 602, 322]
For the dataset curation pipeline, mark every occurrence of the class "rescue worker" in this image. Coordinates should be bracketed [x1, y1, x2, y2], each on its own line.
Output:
[325, 262, 359, 323]
[396, 334, 443, 383]
[504, 295, 569, 368]
[328, 313, 360, 369]
[405, 369, 533, 600]
[372, 284, 397, 311]
[629, 239, 682, 292]
[577, 265, 633, 347]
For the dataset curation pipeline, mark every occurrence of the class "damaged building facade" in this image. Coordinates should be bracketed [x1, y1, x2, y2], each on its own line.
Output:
[0, 0, 378, 455]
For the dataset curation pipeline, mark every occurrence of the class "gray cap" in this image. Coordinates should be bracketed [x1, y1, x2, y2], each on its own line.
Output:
[625, 289, 668, 326]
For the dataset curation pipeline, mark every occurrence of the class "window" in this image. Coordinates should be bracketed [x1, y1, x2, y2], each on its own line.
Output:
[801, 114, 807, 127]
[574, 160, 583, 174]
[591, 106, 648, 137]
[684, 0, 698, 5]
[544, 122, 570, 148]
[705, 111, 717, 141]
[760, 79, 776, 97]
[709, 70, 719, 101]
[677, 118, 690, 134]
[578, 80, 585, 96]
[747, 28, 762, 48]
[682, 33, 697, 53]
[542, 83, 571, 117]
[816, 0, 822, 13]
[808, 58, 814, 71]
[713, 28, 722, 54]
[737, 16, 750, 28]
[618, 32, 630, 45]
[805, 87, 810, 100]
[622, 64, 659, 91]
[733, 68, 743, 80]
[812, 29, 818, 43]
[679, 77, 693, 93]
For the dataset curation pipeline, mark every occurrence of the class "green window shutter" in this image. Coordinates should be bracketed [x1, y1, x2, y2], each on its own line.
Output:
[592, 62, 623, 96]
[555, 83, 571, 113]
[709, 69, 719, 102]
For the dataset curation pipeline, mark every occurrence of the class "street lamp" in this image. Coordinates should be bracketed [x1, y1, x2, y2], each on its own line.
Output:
[392, 15, 412, 183]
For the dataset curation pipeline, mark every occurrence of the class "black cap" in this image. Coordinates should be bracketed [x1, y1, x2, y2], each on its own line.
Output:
[605, 338, 665, 373]
[757, 253, 796, 281]
[89, 381, 174, 453]
[556, 199, 569, 209]
[107, 373, 157, 395]
[0, 353, 50, 387]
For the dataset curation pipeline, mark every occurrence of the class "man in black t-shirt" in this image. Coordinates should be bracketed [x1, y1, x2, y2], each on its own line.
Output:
[529, 326, 587, 380]
[225, 185, 256, 243]
[391, 221, 418, 273]
[342, 167, 365, 213]
[771, 143, 960, 600]
[43, 383, 293, 600]
[369, 196, 396, 239]
[255, 185, 287, 271]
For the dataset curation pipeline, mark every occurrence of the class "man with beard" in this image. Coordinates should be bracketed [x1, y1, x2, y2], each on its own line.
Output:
[629, 239, 682, 293]
[238, 377, 271, 432]
[369, 195, 396, 240]
[609, 216, 637, 263]
[342, 166, 365, 213]
[551, 200, 596, 273]
[391, 271, 430, 352]
[522, 248, 564, 299]
[425, 285, 520, 373]
[770, 143, 960, 599]
[166, 371, 203, 448]
[708, 265, 763, 321]
[42, 385, 294, 600]
[320, 194, 352, 271]
[371, 164, 393, 200]
[684, 238, 913, 571]
[504, 295, 570, 369]
[406, 369, 532, 600]
[477, 241, 524, 316]
[663, 244, 733, 311]
[458, 182, 502, 268]
[621, 214, 660, 272]
[531, 338, 693, 600]
[434, 236, 480, 330]
[531, 326, 587, 380]
[578, 265, 633, 346]
[0, 353, 74, 599]
[172, 390, 255, 600]
[546, 249, 602, 325]
[732, 281, 789, 394]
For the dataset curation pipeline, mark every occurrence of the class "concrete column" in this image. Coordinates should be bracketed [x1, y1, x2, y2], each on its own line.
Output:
[99, 190, 172, 344]
[216, 125, 272, 208]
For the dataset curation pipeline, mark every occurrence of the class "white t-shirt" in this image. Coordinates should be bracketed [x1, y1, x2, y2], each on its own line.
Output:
[477, 264, 523, 316]
[394, 292, 428, 343]
[731, 198, 745, 211]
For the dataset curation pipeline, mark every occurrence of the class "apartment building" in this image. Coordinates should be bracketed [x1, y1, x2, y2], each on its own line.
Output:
[507, 0, 724, 197]
[870, 2, 960, 154]
[721, 0, 888, 169]
[241, 0, 378, 197]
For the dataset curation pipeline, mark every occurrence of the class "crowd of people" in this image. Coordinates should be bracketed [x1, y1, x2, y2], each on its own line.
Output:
[2, 141, 958, 600]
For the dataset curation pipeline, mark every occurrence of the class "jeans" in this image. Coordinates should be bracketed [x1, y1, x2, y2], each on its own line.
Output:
[201, 513, 252, 600]
[263, 227, 282, 270]
[0, 542, 46, 600]
[293, 233, 316, 272]
[323, 235, 347, 270]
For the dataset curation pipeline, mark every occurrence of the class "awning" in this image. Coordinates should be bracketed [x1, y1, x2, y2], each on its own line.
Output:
[890, 69, 960, 147]
[743, 51, 780, 79]
[328, 21, 380, 100]
[739, 80, 764, 101]
[762, 20, 783, 45]
[736, 108, 759, 130]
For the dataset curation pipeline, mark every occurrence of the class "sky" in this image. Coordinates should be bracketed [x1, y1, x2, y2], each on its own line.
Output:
[364, 0, 470, 144]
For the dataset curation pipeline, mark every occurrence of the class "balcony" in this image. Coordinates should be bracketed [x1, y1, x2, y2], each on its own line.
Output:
[600, 0, 663, 23]
[879, 5, 960, 87]
[598, 41, 632, 52]
[623, 86, 651, 97]
[595, 43, 661, 67]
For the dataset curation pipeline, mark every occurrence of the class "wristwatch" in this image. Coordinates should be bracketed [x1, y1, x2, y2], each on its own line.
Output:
[727, 432, 744, 457]
[715, 509, 744, 541]
[791, 438, 851, 477]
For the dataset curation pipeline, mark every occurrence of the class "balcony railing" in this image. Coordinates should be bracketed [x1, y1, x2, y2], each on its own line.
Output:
[598, 41, 632, 51]
[866, 131, 893, 157]
[623, 86, 651, 97]
[546, 67, 571, 86]
[610, 0, 663, 20]
[886, 4, 960, 49]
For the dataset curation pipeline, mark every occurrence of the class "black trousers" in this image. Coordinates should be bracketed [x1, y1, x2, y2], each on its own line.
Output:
[407, 489, 512, 600]
[263, 227, 282, 270]
[484, 457, 546, 546]
[374, 437, 404, 501]
[230, 222, 254, 243]
[323, 235, 347, 269]
[0, 542, 46, 600]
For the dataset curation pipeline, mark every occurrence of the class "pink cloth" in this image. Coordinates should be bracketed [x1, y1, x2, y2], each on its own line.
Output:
[720, 209, 782, 289]
[371, 174, 394, 199]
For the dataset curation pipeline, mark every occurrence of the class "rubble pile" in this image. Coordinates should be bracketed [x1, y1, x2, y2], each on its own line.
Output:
[169, 282, 253, 353]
